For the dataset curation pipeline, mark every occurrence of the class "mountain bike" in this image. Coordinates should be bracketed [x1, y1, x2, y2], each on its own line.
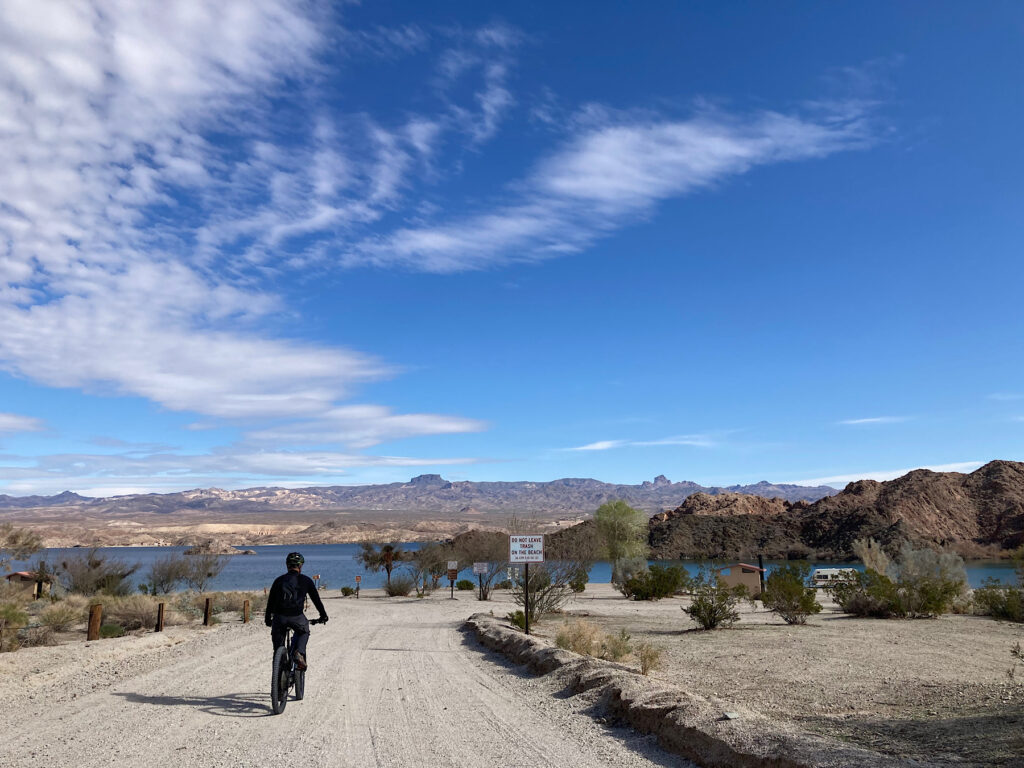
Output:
[270, 617, 325, 714]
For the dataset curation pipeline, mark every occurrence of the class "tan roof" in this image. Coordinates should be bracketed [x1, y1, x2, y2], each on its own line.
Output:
[5, 571, 35, 580]
[713, 563, 766, 572]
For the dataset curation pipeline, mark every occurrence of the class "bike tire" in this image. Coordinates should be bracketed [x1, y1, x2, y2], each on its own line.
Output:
[294, 668, 305, 700]
[270, 646, 289, 714]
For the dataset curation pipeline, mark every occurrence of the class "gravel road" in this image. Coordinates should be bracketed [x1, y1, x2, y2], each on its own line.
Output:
[0, 592, 693, 768]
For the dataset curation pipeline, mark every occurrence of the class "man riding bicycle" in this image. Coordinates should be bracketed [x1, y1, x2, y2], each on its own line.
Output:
[265, 552, 328, 670]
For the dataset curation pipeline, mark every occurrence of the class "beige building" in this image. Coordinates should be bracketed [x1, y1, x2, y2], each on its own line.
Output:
[4, 571, 50, 599]
[713, 563, 766, 597]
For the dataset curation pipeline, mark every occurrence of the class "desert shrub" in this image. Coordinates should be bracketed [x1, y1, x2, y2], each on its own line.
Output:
[181, 554, 230, 592]
[636, 641, 663, 676]
[974, 579, 1024, 622]
[612, 557, 650, 598]
[762, 562, 822, 625]
[852, 536, 891, 575]
[105, 595, 162, 630]
[831, 570, 901, 618]
[20, 626, 56, 647]
[40, 602, 82, 632]
[0, 602, 29, 652]
[341, 586, 356, 597]
[140, 553, 191, 594]
[456, 579, 475, 591]
[56, 549, 140, 596]
[625, 565, 689, 601]
[599, 628, 632, 661]
[569, 569, 588, 593]
[506, 609, 526, 631]
[495, 580, 512, 590]
[683, 573, 743, 630]
[384, 574, 414, 597]
[555, 619, 600, 655]
[99, 623, 125, 639]
[893, 544, 967, 618]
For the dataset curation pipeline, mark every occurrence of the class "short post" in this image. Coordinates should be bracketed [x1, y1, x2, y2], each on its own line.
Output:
[243, 599, 250, 624]
[478, 574, 483, 600]
[87, 603, 102, 641]
[447, 561, 458, 599]
[203, 597, 213, 626]
[155, 602, 165, 632]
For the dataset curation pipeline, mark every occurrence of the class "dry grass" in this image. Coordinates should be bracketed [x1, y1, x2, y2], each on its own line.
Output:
[39, 603, 83, 632]
[635, 641, 663, 676]
[556, 619, 600, 655]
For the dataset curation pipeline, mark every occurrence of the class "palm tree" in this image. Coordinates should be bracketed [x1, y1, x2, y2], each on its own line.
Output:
[356, 542, 406, 586]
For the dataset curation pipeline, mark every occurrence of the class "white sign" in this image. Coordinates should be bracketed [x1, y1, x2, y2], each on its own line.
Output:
[473, 562, 488, 575]
[447, 560, 459, 570]
[509, 535, 544, 563]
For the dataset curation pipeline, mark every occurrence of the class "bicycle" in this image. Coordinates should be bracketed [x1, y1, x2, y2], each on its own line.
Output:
[270, 617, 325, 714]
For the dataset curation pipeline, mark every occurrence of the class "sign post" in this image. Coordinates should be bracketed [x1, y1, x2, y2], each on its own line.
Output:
[473, 562, 488, 600]
[509, 535, 544, 635]
[355, 574, 361, 599]
[447, 560, 459, 599]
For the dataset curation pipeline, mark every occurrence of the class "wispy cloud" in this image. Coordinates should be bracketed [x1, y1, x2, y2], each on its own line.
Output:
[790, 461, 984, 487]
[347, 103, 877, 272]
[837, 416, 907, 425]
[0, 413, 45, 435]
[566, 434, 715, 451]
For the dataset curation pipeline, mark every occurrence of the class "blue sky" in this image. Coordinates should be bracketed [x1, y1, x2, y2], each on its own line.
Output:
[0, 1, 1022, 496]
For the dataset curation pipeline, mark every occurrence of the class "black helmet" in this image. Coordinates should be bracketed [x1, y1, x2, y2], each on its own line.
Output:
[286, 552, 305, 569]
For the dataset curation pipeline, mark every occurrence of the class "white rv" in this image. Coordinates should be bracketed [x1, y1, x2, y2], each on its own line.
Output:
[811, 568, 858, 587]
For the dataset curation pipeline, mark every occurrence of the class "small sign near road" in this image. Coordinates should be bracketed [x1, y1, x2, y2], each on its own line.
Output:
[355, 575, 361, 583]
[509, 535, 544, 563]
[472, 562, 488, 575]
[447, 560, 459, 570]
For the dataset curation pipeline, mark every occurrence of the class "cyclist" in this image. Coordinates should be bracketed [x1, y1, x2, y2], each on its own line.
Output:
[265, 552, 328, 670]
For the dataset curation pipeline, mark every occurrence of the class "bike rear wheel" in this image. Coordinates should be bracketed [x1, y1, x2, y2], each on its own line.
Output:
[270, 646, 290, 714]
[294, 668, 305, 700]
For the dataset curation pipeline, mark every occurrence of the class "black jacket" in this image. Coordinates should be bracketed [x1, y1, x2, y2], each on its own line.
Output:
[265, 571, 327, 623]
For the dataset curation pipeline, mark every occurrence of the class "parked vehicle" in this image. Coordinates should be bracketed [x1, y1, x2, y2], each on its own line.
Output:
[811, 568, 858, 587]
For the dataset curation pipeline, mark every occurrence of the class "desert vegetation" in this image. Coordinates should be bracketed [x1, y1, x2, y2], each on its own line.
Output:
[761, 562, 822, 624]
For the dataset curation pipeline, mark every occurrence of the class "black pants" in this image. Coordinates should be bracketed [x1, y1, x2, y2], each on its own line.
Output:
[271, 614, 310, 658]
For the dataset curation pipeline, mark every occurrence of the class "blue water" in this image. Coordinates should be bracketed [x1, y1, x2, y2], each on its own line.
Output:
[11, 544, 1020, 591]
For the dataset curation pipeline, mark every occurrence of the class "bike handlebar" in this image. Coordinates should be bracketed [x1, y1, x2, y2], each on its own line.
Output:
[309, 617, 327, 625]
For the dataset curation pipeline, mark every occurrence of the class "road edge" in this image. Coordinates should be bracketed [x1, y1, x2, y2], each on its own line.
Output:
[462, 613, 928, 768]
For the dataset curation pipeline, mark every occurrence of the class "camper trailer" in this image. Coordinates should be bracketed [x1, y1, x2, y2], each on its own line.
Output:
[811, 567, 857, 588]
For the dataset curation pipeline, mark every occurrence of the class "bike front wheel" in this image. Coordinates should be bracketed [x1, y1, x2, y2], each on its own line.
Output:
[270, 646, 290, 714]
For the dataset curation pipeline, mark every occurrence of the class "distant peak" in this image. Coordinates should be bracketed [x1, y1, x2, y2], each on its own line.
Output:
[409, 474, 446, 486]
[653, 474, 671, 487]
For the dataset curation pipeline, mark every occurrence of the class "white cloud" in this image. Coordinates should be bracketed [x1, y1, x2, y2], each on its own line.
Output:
[0, 413, 45, 434]
[837, 416, 907, 425]
[567, 434, 715, 451]
[349, 105, 875, 272]
[790, 461, 984, 487]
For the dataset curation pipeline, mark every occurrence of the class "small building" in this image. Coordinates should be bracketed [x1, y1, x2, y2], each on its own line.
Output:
[713, 563, 766, 596]
[4, 571, 50, 599]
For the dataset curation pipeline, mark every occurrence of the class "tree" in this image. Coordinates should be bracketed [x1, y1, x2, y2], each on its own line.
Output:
[181, 553, 229, 592]
[408, 542, 452, 597]
[762, 562, 822, 624]
[0, 523, 41, 572]
[56, 549, 139, 595]
[453, 531, 509, 600]
[594, 500, 649, 589]
[143, 553, 191, 594]
[357, 542, 407, 586]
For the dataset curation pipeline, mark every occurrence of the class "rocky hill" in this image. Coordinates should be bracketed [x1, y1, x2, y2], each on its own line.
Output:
[648, 460, 1024, 560]
[0, 473, 837, 517]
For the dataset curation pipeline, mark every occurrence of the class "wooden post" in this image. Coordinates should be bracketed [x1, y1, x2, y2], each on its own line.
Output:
[243, 599, 250, 624]
[203, 597, 213, 626]
[87, 604, 102, 641]
[155, 602, 165, 632]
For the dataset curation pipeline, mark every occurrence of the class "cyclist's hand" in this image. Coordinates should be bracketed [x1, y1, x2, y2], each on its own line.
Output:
[318, 615, 329, 624]
[264, 616, 273, 627]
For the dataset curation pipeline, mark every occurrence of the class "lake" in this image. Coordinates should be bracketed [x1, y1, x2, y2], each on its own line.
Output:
[10, 544, 1020, 592]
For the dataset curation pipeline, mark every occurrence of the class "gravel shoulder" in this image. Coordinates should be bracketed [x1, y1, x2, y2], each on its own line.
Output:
[0, 590, 692, 768]
[535, 584, 1024, 767]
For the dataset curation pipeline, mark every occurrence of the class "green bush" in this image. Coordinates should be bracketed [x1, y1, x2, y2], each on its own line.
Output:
[456, 579, 475, 591]
[973, 578, 1024, 622]
[495, 580, 512, 590]
[683, 575, 743, 630]
[341, 586, 356, 597]
[384, 574, 414, 597]
[569, 569, 588, 593]
[99, 623, 126, 639]
[0, 602, 29, 652]
[599, 628, 632, 661]
[831, 570, 901, 618]
[636, 641, 663, 676]
[506, 610, 526, 631]
[762, 562, 822, 625]
[625, 565, 689, 601]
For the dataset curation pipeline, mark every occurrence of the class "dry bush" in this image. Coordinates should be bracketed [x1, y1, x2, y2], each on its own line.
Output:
[852, 537, 891, 575]
[104, 595, 160, 631]
[40, 602, 83, 632]
[384, 574, 414, 597]
[0, 581, 31, 606]
[599, 629, 632, 662]
[635, 641, 663, 676]
[20, 626, 56, 647]
[555, 619, 600, 655]
[0, 602, 29, 652]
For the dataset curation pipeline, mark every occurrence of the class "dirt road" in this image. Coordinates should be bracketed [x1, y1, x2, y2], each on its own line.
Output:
[0, 592, 692, 768]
